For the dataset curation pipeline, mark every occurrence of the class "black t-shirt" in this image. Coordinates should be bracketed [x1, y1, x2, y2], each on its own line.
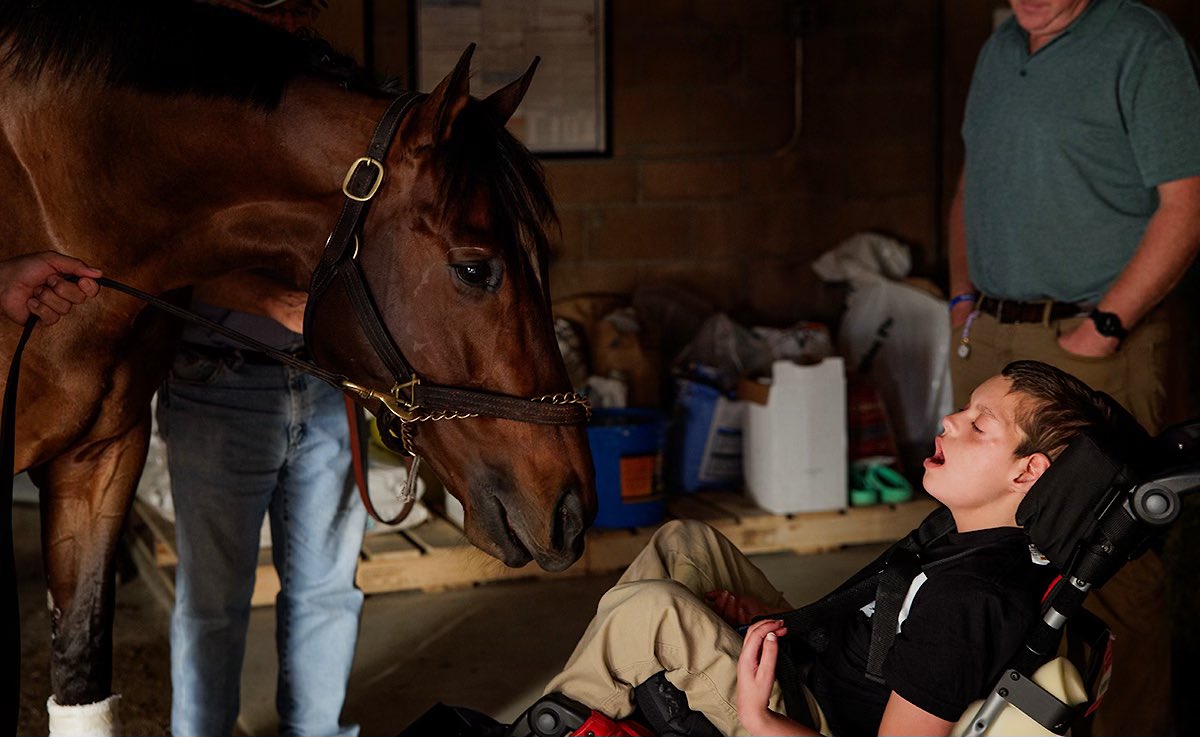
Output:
[804, 527, 1054, 737]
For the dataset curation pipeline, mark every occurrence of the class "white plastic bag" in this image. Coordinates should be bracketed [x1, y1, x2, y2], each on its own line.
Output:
[816, 233, 953, 452]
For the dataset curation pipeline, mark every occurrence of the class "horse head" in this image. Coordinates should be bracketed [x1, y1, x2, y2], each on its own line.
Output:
[305, 46, 596, 572]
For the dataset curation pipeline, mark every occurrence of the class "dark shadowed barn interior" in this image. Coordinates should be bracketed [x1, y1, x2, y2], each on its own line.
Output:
[11, 1, 1200, 735]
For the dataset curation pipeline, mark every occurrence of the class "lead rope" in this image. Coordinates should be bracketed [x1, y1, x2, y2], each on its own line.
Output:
[59, 275, 412, 523]
[2, 317, 35, 736]
[55, 276, 587, 523]
[81, 276, 346, 386]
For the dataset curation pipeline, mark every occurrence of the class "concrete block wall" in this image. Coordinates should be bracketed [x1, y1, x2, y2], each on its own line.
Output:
[546, 0, 941, 326]
[320, 0, 1200, 329]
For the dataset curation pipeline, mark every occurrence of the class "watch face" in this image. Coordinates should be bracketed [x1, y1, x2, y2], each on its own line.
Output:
[1091, 311, 1124, 338]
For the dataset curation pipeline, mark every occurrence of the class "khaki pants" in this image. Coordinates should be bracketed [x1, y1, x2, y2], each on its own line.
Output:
[543, 520, 792, 736]
[950, 307, 1174, 737]
[950, 309, 1172, 434]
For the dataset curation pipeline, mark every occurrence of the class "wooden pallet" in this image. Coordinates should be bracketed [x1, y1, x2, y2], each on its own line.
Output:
[127, 494, 939, 607]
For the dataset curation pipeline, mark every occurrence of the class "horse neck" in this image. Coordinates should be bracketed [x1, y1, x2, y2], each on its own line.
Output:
[3, 76, 391, 292]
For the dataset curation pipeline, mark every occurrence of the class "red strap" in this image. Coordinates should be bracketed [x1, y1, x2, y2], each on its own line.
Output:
[344, 395, 371, 510]
[571, 711, 654, 737]
[1084, 633, 1115, 718]
[1041, 574, 1063, 603]
[344, 396, 414, 525]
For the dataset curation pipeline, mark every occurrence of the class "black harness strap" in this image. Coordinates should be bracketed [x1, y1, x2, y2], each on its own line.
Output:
[306, 93, 422, 387]
[338, 256, 413, 381]
[91, 277, 346, 385]
[771, 507, 959, 718]
[864, 546, 923, 684]
[308, 93, 424, 301]
[302, 91, 589, 442]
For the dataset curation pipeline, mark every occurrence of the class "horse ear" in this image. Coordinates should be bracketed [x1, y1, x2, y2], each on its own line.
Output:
[421, 43, 475, 145]
[482, 56, 539, 125]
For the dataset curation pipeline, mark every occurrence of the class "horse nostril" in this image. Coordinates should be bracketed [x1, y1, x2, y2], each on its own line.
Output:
[553, 482, 586, 552]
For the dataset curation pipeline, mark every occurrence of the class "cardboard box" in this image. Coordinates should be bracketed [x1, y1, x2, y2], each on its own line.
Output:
[739, 358, 847, 515]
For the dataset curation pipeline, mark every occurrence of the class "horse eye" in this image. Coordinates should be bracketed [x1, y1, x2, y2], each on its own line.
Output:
[453, 261, 498, 289]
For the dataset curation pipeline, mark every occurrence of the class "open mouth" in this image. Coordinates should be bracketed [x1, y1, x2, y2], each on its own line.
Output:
[926, 437, 946, 467]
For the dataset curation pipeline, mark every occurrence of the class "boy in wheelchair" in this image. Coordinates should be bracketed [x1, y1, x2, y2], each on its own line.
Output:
[525, 360, 1187, 737]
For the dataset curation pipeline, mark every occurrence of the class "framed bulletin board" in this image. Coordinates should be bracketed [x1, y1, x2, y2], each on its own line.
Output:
[415, 0, 609, 156]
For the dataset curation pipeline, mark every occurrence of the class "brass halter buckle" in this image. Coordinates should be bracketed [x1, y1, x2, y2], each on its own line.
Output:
[341, 378, 420, 422]
[391, 377, 420, 411]
[342, 156, 385, 202]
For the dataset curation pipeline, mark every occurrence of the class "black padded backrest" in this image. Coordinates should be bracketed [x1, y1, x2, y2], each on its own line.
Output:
[1015, 392, 1151, 573]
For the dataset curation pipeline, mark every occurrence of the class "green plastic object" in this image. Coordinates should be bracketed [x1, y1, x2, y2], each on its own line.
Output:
[849, 488, 879, 507]
[848, 460, 913, 506]
[871, 465, 913, 504]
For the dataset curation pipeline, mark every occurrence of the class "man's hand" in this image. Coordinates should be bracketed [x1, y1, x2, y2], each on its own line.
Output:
[0, 251, 102, 326]
[1057, 318, 1120, 358]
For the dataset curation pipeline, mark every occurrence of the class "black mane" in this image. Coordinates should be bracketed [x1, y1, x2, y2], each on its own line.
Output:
[0, 0, 389, 106]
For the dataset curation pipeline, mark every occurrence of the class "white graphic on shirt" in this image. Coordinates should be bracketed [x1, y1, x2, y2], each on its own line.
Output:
[859, 572, 930, 633]
[1029, 544, 1051, 565]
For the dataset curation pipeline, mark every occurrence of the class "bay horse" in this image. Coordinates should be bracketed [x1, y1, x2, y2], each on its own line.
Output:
[0, 0, 595, 727]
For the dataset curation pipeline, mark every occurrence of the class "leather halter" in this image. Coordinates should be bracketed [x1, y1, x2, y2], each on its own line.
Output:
[304, 93, 590, 461]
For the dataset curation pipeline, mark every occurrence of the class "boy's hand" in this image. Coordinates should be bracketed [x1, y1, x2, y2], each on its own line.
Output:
[704, 589, 783, 627]
[737, 619, 815, 736]
[0, 251, 102, 326]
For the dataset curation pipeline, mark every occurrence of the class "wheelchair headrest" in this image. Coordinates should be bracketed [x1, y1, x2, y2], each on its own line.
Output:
[1016, 393, 1151, 573]
[1017, 395, 1200, 578]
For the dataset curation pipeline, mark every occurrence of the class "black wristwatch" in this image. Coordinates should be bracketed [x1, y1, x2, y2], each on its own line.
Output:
[1088, 309, 1128, 341]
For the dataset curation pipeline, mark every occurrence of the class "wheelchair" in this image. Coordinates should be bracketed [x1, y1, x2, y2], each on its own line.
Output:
[398, 417, 1200, 737]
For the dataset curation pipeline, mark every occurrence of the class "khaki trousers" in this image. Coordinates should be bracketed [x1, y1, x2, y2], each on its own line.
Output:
[950, 309, 1172, 434]
[950, 307, 1174, 737]
[544, 520, 793, 736]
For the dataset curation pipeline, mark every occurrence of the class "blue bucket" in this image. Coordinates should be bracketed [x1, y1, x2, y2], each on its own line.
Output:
[587, 408, 666, 528]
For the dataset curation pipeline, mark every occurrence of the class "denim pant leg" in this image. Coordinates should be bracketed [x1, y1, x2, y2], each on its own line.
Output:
[269, 369, 365, 737]
[162, 355, 292, 737]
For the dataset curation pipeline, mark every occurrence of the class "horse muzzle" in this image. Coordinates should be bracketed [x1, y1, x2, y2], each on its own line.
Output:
[469, 474, 591, 572]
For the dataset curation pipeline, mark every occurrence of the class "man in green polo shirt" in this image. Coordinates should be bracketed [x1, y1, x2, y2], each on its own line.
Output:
[947, 0, 1200, 734]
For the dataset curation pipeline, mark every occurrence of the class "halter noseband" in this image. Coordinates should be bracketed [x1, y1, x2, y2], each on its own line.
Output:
[304, 93, 590, 458]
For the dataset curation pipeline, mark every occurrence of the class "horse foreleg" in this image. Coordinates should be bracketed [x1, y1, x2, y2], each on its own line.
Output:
[30, 419, 150, 736]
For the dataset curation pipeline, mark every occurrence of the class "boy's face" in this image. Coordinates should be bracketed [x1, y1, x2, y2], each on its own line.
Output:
[923, 375, 1036, 520]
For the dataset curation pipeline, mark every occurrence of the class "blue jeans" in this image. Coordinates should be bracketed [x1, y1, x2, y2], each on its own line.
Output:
[160, 347, 365, 737]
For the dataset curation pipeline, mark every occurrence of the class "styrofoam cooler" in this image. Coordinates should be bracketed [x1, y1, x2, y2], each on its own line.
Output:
[741, 358, 847, 514]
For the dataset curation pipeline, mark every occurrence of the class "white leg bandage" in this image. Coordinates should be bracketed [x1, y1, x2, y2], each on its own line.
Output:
[46, 694, 121, 737]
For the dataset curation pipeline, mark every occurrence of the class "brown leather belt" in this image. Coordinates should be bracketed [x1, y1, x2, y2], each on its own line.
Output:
[977, 296, 1086, 324]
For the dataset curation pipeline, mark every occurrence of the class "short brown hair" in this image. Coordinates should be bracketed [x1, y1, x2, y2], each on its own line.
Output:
[1001, 360, 1114, 459]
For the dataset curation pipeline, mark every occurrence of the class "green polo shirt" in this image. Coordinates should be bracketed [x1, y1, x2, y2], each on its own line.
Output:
[962, 0, 1200, 302]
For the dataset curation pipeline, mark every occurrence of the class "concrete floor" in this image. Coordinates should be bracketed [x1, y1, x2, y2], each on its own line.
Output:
[14, 481, 887, 736]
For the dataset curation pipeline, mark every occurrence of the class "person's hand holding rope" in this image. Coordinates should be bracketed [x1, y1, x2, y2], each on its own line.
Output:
[0, 251, 102, 326]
